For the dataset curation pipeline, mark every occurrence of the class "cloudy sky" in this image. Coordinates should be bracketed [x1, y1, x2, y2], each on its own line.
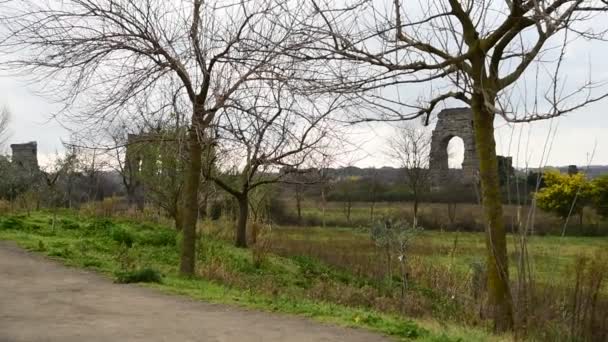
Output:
[0, 1, 606, 169]
[1, 73, 604, 169]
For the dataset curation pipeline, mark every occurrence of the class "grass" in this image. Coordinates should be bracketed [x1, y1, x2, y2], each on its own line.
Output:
[269, 226, 607, 284]
[0, 211, 500, 342]
[290, 200, 608, 236]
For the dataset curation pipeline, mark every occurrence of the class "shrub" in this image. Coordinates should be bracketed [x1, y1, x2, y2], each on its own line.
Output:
[94, 218, 116, 230]
[591, 175, 608, 219]
[251, 223, 272, 268]
[536, 171, 593, 223]
[82, 258, 103, 268]
[138, 229, 177, 247]
[60, 218, 80, 230]
[48, 246, 73, 258]
[114, 268, 162, 284]
[110, 227, 135, 247]
[0, 216, 25, 230]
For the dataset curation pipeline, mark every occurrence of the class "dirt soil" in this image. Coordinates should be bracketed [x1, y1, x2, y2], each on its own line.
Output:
[0, 242, 389, 342]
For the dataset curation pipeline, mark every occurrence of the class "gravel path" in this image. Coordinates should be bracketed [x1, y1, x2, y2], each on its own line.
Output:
[0, 242, 390, 342]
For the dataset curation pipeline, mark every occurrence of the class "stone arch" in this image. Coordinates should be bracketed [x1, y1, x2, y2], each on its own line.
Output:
[446, 135, 465, 168]
[429, 107, 478, 190]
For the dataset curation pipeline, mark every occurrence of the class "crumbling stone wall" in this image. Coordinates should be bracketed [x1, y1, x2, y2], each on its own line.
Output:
[429, 108, 479, 190]
[10, 141, 39, 171]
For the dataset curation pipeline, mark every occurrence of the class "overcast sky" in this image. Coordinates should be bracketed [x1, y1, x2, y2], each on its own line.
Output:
[1, 73, 605, 169]
[0, 2, 606, 169]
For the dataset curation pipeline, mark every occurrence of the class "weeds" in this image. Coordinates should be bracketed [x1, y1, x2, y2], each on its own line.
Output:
[115, 268, 163, 284]
[251, 223, 272, 268]
[3, 211, 601, 341]
[138, 229, 176, 247]
[111, 227, 135, 247]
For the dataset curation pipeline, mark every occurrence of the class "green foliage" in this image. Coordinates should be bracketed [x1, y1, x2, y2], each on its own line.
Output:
[111, 227, 135, 248]
[0, 212, 499, 341]
[60, 218, 80, 230]
[535, 171, 594, 220]
[115, 268, 163, 284]
[0, 216, 25, 230]
[591, 175, 608, 218]
[138, 229, 177, 247]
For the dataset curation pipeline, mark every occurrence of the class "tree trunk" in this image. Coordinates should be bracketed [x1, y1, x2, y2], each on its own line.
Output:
[296, 185, 302, 223]
[472, 95, 514, 332]
[199, 189, 209, 219]
[413, 191, 419, 227]
[174, 206, 183, 231]
[321, 186, 326, 228]
[179, 125, 203, 276]
[236, 194, 249, 248]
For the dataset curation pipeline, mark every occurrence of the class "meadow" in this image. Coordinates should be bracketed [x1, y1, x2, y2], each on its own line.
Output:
[0, 211, 496, 342]
[1, 205, 607, 341]
[290, 200, 608, 236]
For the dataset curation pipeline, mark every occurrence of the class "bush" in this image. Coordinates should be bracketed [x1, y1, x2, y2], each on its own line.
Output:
[536, 171, 593, 221]
[0, 216, 25, 230]
[94, 218, 116, 230]
[60, 218, 80, 230]
[591, 175, 608, 218]
[138, 229, 177, 247]
[110, 227, 135, 247]
[114, 268, 162, 284]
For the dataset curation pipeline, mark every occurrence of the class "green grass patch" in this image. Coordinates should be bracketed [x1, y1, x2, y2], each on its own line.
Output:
[0, 212, 499, 341]
[115, 268, 163, 284]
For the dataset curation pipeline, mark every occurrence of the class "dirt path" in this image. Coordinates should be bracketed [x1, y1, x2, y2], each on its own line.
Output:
[0, 242, 389, 342]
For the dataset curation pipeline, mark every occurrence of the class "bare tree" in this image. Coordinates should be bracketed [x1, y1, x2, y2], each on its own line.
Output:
[294, 0, 608, 331]
[40, 151, 78, 230]
[205, 82, 339, 248]
[0, 106, 11, 150]
[386, 125, 431, 224]
[1, 0, 303, 275]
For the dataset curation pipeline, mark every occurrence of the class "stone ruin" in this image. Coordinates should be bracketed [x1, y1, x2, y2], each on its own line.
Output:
[429, 107, 479, 190]
[10, 141, 39, 171]
[429, 107, 513, 192]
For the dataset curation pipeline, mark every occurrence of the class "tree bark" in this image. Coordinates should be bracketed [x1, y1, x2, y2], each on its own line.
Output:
[174, 206, 183, 231]
[471, 94, 514, 332]
[236, 194, 249, 248]
[179, 124, 202, 276]
[295, 184, 302, 223]
[413, 188, 419, 226]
